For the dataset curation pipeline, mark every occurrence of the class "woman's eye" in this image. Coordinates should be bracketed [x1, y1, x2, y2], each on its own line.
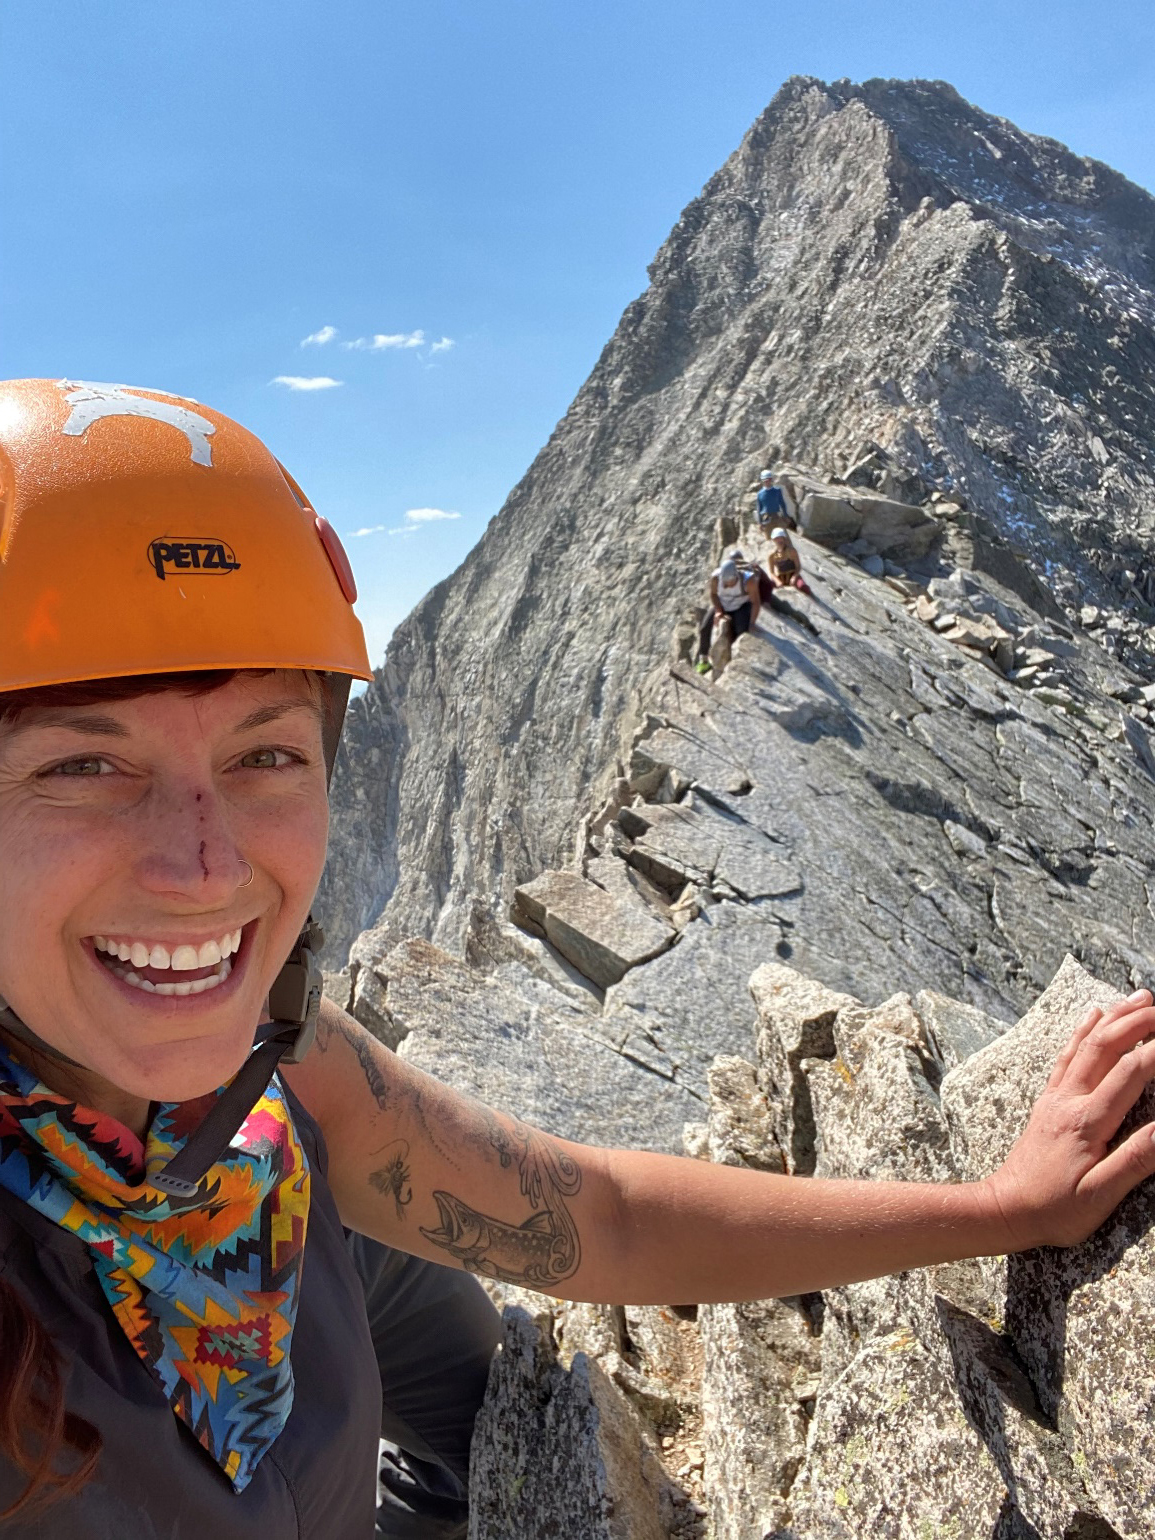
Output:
[237, 748, 298, 770]
[44, 757, 113, 778]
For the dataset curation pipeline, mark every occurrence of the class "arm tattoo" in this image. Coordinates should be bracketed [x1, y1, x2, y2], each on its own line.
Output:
[368, 1140, 413, 1219]
[419, 1116, 582, 1287]
[315, 1009, 391, 1111]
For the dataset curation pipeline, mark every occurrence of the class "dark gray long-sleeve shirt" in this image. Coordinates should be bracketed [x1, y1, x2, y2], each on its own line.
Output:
[0, 1092, 382, 1539]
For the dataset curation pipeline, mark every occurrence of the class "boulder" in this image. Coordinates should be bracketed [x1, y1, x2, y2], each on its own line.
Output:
[512, 869, 675, 989]
[942, 956, 1155, 1540]
[809, 1013, 952, 1187]
[696, 1052, 820, 1540]
[700, 1299, 820, 1540]
[915, 987, 1005, 1073]
[349, 964, 405, 1051]
[749, 963, 857, 1174]
[781, 1327, 1024, 1538]
[799, 488, 939, 560]
[807, 996, 954, 1381]
[468, 1308, 673, 1540]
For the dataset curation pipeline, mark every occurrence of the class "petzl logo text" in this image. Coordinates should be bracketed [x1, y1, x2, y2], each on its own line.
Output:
[148, 538, 241, 580]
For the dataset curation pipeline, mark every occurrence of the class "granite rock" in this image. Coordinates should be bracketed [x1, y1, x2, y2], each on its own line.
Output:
[468, 1308, 673, 1540]
[325, 76, 1155, 969]
[942, 956, 1155, 1540]
[386, 938, 700, 1152]
[512, 869, 675, 989]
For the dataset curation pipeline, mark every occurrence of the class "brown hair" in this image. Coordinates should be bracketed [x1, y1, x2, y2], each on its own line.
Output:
[0, 668, 258, 724]
[0, 1284, 101, 1518]
[0, 669, 294, 1514]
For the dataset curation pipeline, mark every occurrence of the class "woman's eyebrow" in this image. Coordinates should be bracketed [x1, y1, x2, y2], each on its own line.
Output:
[232, 701, 323, 733]
[6, 712, 130, 739]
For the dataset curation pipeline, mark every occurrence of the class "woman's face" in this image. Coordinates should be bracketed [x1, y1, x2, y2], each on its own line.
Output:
[0, 672, 329, 1104]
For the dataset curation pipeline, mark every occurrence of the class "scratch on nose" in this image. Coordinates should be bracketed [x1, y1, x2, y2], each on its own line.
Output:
[198, 840, 208, 880]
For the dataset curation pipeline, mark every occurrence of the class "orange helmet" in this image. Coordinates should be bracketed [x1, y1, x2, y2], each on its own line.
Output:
[0, 377, 372, 693]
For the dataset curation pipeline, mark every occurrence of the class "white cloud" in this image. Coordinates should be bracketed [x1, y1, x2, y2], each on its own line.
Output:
[300, 325, 338, 347]
[429, 337, 455, 354]
[385, 507, 462, 537]
[348, 510, 460, 539]
[344, 330, 425, 351]
[271, 375, 344, 391]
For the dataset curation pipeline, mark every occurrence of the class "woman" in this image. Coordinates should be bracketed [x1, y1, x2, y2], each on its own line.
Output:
[2, 378, 1153, 1538]
[766, 526, 811, 594]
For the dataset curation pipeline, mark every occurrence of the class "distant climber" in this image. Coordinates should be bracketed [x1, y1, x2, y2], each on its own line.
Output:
[696, 557, 761, 673]
[766, 527, 811, 595]
[757, 469, 795, 531]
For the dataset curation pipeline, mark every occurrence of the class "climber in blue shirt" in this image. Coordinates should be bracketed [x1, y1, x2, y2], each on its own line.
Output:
[757, 469, 793, 529]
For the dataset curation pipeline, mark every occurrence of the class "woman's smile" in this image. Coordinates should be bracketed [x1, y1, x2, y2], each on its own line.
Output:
[87, 921, 252, 1001]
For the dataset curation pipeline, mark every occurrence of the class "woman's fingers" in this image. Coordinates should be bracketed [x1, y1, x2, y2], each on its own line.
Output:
[1076, 1118, 1155, 1219]
[1059, 997, 1155, 1097]
[1080, 1038, 1155, 1145]
[1046, 1004, 1104, 1090]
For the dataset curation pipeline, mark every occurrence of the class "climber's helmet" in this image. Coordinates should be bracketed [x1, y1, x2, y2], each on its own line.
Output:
[770, 528, 790, 544]
[719, 560, 739, 585]
[759, 469, 774, 482]
[0, 377, 374, 1194]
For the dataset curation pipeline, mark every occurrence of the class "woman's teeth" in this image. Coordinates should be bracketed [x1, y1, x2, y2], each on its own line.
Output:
[91, 930, 241, 996]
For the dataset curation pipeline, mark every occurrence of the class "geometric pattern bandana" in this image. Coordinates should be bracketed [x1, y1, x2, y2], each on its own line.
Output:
[0, 1042, 310, 1491]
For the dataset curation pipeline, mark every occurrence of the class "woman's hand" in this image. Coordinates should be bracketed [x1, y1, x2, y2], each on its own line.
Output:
[981, 991, 1155, 1251]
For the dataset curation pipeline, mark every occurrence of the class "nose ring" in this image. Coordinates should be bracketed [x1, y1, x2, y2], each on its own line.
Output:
[238, 860, 254, 888]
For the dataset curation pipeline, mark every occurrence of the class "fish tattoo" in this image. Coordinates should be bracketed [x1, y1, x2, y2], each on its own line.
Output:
[420, 1122, 582, 1286]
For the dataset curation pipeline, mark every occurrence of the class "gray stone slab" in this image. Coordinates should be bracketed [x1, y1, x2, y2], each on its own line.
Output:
[388, 938, 699, 1152]
[598, 902, 784, 1097]
[513, 869, 674, 989]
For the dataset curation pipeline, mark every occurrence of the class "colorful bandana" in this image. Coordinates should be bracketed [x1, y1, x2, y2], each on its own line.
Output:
[0, 1043, 310, 1491]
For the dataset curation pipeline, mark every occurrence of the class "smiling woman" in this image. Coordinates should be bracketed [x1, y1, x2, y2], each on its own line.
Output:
[4, 379, 1155, 1540]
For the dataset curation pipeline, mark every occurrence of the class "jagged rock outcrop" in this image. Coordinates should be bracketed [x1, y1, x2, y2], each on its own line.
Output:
[468, 957, 1149, 1540]
[323, 74, 1155, 967]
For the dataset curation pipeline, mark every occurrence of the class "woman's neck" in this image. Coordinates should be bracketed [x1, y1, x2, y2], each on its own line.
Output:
[0, 1023, 152, 1139]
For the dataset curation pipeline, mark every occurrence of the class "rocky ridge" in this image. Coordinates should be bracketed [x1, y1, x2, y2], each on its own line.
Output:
[328, 504, 1155, 1145]
[465, 954, 1154, 1540]
[316, 74, 1155, 1538]
[323, 501, 1155, 1534]
[322, 73, 1155, 969]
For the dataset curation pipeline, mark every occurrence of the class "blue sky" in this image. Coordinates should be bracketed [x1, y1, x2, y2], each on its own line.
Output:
[3, 0, 1153, 666]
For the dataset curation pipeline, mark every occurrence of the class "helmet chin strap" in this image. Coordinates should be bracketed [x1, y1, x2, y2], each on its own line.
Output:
[0, 1004, 87, 1068]
[0, 918, 326, 1201]
[150, 917, 325, 1198]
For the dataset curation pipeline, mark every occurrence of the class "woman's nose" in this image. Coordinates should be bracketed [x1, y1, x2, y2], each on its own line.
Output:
[132, 785, 248, 902]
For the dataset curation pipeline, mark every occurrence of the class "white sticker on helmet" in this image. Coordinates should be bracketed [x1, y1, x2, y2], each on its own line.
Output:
[57, 381, 216, 467]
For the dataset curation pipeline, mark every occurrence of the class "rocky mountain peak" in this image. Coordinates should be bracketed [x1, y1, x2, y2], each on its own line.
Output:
[319, 78, 1155, 1540]
[322, 75, 1155, 969]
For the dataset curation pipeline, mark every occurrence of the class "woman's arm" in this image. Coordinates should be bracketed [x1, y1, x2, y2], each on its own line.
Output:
[283, 992, 1155, 1303]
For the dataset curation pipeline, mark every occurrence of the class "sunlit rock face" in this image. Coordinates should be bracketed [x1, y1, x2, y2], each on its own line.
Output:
[321, 74, 1155, 970]
[316, 76, 1155, 1540]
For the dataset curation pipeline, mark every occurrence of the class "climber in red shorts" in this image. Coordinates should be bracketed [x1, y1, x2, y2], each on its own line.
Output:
[766, 527, 812, 596]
